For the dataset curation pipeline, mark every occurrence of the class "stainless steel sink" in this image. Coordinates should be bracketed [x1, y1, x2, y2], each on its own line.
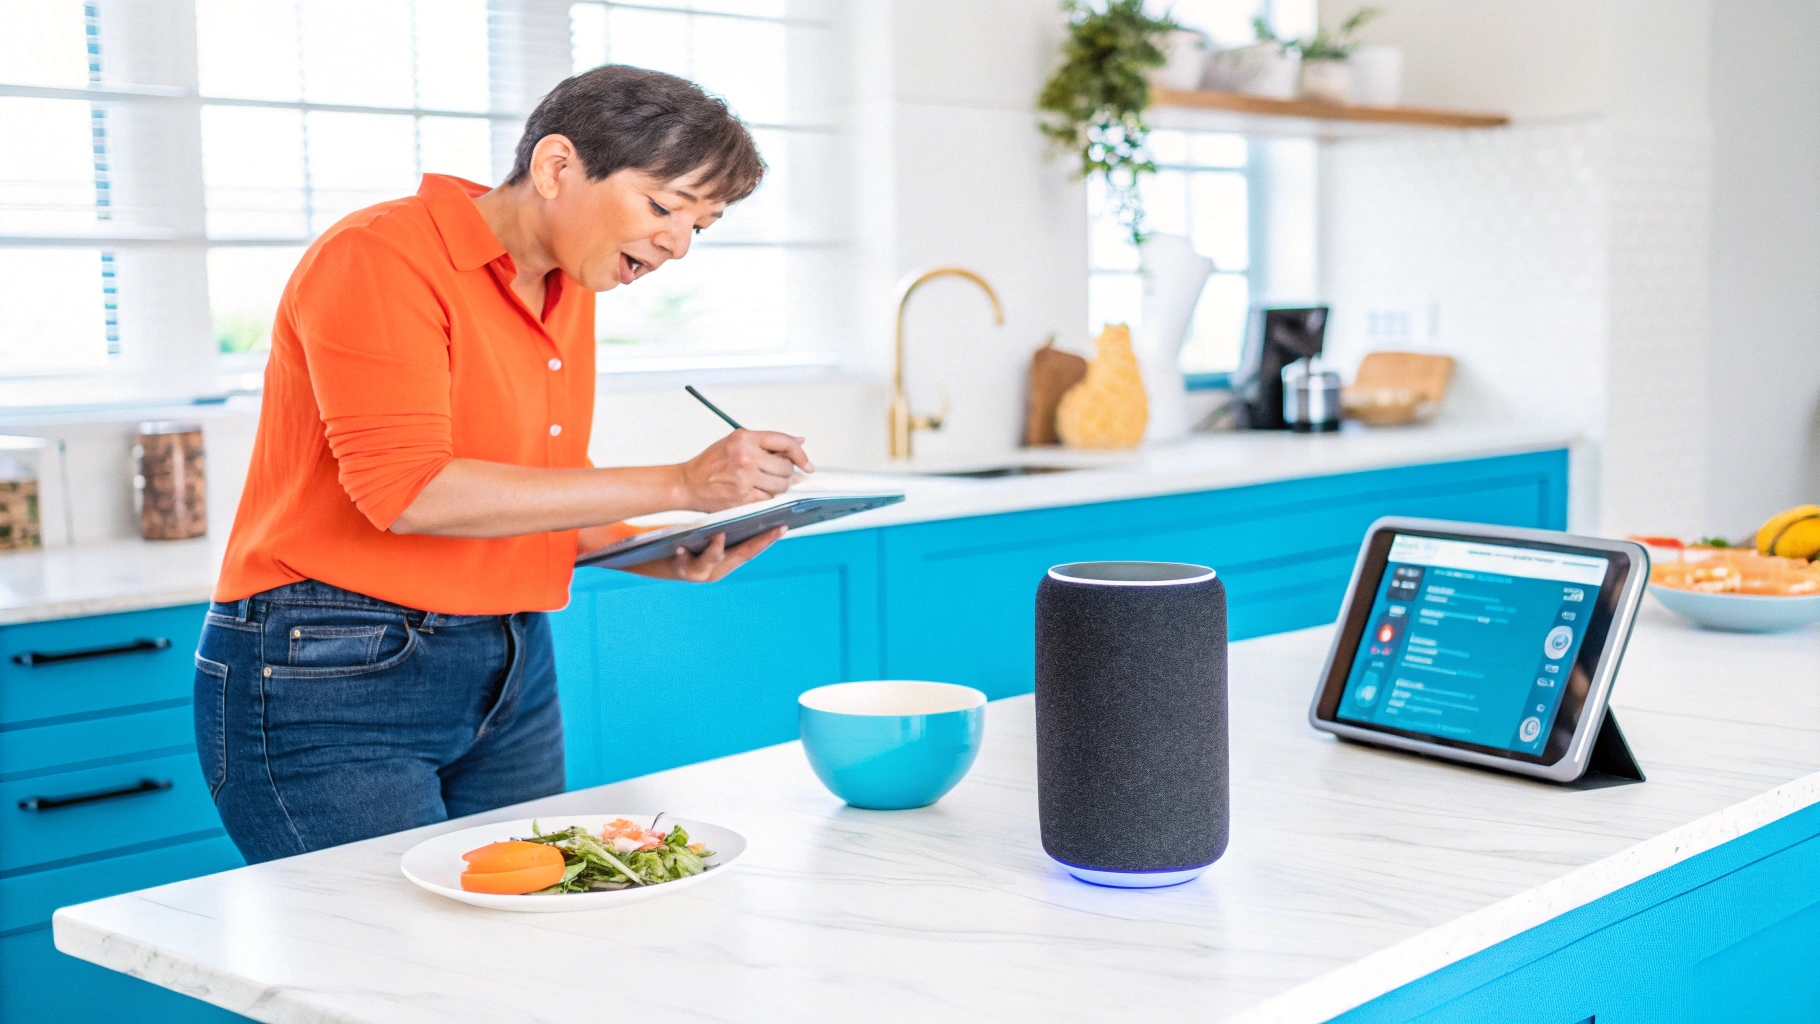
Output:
[913, 465, 1081, 479]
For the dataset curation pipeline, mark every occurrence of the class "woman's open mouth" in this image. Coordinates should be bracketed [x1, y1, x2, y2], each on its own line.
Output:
[618, 252, 646, 285]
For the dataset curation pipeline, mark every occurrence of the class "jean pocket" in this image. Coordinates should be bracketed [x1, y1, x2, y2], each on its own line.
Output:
[193, 653, 229, 799]
[265, 610, 420, 679]
[287, 624, 387, 667]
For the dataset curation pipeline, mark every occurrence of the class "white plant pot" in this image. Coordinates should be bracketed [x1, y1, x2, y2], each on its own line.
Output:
[1349, 45, 1404, 106]
[1300, 58, 1354, 104]
[1206, 43, 1300, 99]
[1134, 234, 1214, 443]
[1149, 30, 1208, 92]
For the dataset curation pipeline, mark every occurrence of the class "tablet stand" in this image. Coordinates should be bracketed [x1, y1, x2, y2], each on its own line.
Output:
[1586, 708, 1645, 782]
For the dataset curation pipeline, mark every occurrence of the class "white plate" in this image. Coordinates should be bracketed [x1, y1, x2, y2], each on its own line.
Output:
[400, 814, 746, 913]
[1649, 584, 1820, 634]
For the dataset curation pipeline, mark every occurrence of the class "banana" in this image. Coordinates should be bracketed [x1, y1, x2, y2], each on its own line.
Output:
[1757, 504, 1820, 560]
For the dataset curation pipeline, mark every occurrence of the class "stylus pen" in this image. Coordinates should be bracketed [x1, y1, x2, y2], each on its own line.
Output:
[685, 385, 744, 431]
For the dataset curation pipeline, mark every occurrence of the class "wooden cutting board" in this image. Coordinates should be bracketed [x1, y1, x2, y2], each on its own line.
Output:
[1024, 337, 1087, 446]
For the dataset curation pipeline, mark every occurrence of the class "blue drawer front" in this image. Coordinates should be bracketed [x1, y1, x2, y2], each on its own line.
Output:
[3, 750, 222, 873]
[0, 703, 194, 778]
[0, 604, 207, 726]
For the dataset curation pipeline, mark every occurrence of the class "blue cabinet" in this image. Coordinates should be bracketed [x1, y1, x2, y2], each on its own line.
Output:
[0, 604, 247, 1023]
[549, 450, 1569, 776]
[556, 528, 882, 790]
[877, 451, 1567, 701]
[1336, 803, 1820, 1023]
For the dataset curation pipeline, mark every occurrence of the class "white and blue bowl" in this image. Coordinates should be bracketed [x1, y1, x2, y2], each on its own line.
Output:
[1649, 585, 1820, 633]
[798, 681, 986, 810]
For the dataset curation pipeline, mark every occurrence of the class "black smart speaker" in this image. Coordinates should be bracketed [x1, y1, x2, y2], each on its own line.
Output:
[1035, 561, 1229, 887]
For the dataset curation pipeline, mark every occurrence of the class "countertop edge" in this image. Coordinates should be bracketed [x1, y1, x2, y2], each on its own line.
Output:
[51, 908, 290, 1022]
[0, 586, 217, 627]
[1231, 768, 1820, 1023]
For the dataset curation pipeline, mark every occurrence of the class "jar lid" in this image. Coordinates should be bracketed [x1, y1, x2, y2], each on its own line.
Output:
[137, 421, 202, 435]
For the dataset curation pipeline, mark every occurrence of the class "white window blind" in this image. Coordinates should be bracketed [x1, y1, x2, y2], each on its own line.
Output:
[0, 0, 853, 407]
[569, 0, 849, 368]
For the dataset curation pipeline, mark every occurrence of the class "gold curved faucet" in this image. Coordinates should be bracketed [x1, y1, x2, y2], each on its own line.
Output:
[890, 266, 1004, 459]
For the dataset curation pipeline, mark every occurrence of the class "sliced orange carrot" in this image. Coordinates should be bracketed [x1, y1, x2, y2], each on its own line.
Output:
[460, 861, 566, 895]
[461, 841, 563, 874]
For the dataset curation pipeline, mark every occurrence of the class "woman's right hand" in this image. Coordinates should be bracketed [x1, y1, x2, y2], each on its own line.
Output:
[678, 430, 814, 512]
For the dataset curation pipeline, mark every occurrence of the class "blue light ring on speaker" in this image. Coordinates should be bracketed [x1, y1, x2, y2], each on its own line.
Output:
[1051, 858, 1212, 889]
[798, 703, 984, 810]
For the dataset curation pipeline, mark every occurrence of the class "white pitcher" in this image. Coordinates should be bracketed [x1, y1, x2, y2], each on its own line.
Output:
[1135, 234, 1213, 442]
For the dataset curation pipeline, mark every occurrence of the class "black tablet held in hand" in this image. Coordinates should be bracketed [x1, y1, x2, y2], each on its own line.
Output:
[575, 494, 905, 570]
[1308, 517, 1650, 784]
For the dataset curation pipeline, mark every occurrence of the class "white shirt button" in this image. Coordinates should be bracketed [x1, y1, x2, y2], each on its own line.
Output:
[548, 358, 562, 371]
[549, 424, 562, 437]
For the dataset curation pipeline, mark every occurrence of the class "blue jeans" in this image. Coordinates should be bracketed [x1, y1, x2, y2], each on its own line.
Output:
[194, 579, 565, 864]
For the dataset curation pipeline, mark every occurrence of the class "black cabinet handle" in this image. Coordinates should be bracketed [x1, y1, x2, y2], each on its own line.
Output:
[18, 777, 174, 812]
[10, 637, 172, 667]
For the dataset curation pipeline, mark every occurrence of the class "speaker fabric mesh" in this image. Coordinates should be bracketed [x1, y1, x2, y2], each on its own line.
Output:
[1035, 567, 1230, 874]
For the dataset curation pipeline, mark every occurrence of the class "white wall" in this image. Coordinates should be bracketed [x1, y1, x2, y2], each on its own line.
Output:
[1705, 0, 1820, 533]
[1321, 0, 1744, 538]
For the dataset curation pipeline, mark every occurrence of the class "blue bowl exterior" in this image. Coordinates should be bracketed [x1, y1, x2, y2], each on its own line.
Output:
[1649, 585, 1820, 633]
[799, 705, 984, 810]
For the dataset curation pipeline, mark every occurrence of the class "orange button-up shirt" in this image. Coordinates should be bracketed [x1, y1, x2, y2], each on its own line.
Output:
[215, 174, 596, 614]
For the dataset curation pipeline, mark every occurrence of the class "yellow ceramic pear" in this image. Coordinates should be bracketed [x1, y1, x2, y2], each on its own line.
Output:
[1056, 324, 1149, 449]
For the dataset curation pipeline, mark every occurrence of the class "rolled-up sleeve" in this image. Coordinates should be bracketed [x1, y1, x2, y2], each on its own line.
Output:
[293, 229, 454, 530]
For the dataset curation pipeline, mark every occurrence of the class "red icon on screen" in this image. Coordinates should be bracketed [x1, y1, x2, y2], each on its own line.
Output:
[1377, 623, 1396, 643]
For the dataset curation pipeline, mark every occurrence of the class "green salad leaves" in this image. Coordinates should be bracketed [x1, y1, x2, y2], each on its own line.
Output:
[519, 821, 714, 893]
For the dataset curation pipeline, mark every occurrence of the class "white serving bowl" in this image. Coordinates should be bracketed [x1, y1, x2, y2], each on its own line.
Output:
[1649, 585, 1820, 633]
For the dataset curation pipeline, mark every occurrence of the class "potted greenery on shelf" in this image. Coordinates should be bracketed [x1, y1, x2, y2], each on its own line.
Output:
[1037, 0, 1178, 246]
[1254, 6, 1381, 104]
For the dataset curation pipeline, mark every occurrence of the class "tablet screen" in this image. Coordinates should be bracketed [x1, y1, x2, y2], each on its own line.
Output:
[1333, 534, 1610, 756]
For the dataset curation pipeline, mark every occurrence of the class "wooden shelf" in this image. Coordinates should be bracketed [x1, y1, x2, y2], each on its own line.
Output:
[1150, 88, 1509, 139]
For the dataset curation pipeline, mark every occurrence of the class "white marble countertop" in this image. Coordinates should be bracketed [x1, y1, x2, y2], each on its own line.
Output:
[53, 605, 1820, 1022]
[0, 419, 1574, 626]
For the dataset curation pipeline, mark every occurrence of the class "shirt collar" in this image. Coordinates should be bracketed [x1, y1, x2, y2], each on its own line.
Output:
[418, 174, 508, 273]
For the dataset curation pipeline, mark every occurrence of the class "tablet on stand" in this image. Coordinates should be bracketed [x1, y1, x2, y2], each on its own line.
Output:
[1309, 517, 1649, 784]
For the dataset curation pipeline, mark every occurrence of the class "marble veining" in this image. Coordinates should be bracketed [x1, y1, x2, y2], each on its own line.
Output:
[51, 612, 1820, 1022]
[0, 420, 1573, 624]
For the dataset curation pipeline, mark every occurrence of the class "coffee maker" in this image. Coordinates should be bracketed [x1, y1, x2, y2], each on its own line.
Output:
[1232, 306, 1329, 430]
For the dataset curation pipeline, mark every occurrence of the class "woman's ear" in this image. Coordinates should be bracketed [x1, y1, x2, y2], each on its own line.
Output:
[529, 134, 578, 200]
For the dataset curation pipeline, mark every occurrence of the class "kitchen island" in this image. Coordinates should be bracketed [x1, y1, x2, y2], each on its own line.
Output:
[52, 604, 1820, 1022]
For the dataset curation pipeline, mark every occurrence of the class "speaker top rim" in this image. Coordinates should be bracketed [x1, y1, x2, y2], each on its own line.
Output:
[1047, 561, 1217, 586]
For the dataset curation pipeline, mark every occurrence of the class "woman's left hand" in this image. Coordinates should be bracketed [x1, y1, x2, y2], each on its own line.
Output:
[623, 526, 787, 583]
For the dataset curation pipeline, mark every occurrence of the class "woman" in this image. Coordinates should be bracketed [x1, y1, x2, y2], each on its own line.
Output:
[197, 66, 810, 864]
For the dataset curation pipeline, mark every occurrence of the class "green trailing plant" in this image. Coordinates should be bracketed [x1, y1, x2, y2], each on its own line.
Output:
[1253, 6, 1381, 61]
[1037, 0, 1180, 247]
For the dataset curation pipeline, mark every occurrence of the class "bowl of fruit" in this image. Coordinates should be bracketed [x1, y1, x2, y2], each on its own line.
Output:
[1637, 505, 1820, 633]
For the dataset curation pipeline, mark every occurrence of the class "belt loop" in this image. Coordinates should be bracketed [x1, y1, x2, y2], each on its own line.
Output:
[235, 597, 252, 621]
[420, 611, 440, 632]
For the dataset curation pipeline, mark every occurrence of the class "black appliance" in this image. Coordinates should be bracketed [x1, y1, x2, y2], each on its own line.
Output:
[1233, 305, 1329, 430]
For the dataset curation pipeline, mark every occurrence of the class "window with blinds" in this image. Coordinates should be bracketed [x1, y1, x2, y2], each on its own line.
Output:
[0, 1, 116, 378]
[0, 0, 852, 404]
[196, 0, 497, 359]
[569, 0, 846, 366]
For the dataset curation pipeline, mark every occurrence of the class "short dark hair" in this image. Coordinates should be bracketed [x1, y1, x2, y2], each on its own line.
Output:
[506, 65, 765, 203]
